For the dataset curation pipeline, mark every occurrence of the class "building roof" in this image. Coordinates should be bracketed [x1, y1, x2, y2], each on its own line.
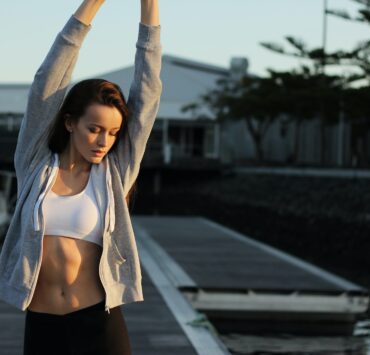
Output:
[87, 54, 231, 121]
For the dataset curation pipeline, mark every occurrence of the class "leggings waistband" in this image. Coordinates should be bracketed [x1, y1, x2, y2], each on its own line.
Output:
[26, 299, 106, 320]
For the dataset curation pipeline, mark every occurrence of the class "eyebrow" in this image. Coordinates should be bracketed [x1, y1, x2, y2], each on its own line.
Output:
[90, 123, 121, 130]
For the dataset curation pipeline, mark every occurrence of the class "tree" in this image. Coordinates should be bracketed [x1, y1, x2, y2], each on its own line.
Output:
[182, 66, 343, 164]
[326, 0, 370, 25]
[326, 0, 370, 82]
[268, 66, 343, 163]
[260, 1, 370, 84]
[182, 74, 281, 162]
[183, 1, 370, 166]
[259, 1, 370, 165]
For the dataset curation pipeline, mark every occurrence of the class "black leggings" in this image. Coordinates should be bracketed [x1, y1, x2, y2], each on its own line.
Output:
[23, 299, 131, 355]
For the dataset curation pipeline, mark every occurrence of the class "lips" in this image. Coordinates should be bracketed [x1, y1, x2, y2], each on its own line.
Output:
[92, 150, 106, 155]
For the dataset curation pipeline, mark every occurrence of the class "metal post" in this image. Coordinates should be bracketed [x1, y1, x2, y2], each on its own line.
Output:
[319, 0, 329, 164]
[214, 123, 220, 160]
[337, 101, 345, 167]
[322, 0, 328, 74]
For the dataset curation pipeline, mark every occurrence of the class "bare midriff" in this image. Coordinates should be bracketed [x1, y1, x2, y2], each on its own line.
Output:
[27, 235, 105, 315]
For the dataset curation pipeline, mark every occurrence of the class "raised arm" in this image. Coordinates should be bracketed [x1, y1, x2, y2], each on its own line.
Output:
[140, 0, 160, 26]
[14, 0, 104, 185]
[112, 0, 162, 198]
[75, 0, 106, 26]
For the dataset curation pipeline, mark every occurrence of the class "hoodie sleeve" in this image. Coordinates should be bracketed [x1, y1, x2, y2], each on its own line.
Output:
[14, 15, 91, 179]
[111, 22, 162, 198]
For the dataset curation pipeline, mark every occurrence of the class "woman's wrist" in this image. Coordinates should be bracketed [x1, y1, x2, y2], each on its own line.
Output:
[74, 0, 105, 26]
[140, 0, 160, 26]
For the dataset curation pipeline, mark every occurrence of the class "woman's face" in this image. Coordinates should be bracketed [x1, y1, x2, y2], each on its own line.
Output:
[66, 103, 123, 163]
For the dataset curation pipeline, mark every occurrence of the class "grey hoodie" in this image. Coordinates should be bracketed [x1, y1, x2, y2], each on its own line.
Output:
[0, 15, 162, 313]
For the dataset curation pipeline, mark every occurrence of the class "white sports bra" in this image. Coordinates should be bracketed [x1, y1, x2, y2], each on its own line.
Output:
[42, 169, 103, 247]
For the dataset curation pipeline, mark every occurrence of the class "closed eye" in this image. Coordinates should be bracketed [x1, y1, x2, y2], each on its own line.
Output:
[89, 128, 119, 136]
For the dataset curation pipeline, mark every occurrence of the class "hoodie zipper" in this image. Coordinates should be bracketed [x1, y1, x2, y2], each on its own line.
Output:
[99, 250, 110, 314]
[102, 157, 113, 314]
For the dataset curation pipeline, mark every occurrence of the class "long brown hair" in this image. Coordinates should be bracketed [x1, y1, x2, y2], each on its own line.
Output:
[47, 79, 137, 208]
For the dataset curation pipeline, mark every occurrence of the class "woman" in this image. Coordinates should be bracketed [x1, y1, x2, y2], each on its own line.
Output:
[0, 0, 162, 354]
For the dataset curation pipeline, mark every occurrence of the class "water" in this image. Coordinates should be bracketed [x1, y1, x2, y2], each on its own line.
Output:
[219, 320, 370, 355]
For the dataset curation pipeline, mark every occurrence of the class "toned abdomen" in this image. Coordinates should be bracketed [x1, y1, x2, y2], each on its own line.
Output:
[27, 235, 105, 315]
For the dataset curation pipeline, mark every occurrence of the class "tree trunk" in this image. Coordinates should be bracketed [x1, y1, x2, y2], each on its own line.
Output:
[254, 134, 264, 163]
[244, 117, 265, 163]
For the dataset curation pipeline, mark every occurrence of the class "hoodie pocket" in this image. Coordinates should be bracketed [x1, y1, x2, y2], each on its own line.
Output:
[109, 238, 131, 283]
[112, 239, 127, 265]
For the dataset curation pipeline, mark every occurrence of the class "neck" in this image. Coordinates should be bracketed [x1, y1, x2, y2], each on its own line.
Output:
[59, 150, 92, 174]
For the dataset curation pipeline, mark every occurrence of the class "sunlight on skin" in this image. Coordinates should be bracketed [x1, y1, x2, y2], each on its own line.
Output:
[62, 103, 123, 173]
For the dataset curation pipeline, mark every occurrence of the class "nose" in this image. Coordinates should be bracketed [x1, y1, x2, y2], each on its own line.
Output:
[98, 132, 109, 147]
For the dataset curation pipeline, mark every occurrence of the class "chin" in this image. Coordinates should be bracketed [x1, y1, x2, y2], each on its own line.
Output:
[91, 155, 105, 162]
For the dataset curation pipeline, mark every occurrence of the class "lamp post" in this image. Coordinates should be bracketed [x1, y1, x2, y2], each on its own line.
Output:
[319, 0, 329, 165]
[322, 0, 328, 74]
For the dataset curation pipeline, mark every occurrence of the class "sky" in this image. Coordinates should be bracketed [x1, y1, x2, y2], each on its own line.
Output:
[1, 0, 369, 83]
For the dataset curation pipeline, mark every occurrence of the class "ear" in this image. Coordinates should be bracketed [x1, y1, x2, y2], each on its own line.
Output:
[64, 114, 73, 132]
